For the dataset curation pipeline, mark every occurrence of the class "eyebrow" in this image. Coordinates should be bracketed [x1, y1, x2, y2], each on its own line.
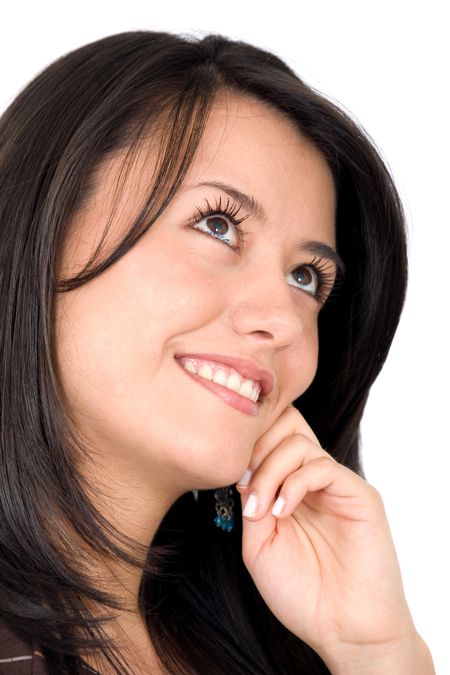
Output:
[185, 180, 346, 277]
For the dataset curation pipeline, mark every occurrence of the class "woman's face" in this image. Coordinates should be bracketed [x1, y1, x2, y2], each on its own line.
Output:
[55, 93, 337, 494]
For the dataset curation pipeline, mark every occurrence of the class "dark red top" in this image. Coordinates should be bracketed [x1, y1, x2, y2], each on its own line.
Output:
[0, 622, 112, 674]
[0, 621, 48, 674]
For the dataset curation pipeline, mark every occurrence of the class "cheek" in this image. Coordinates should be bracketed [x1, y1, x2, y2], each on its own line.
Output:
[125, 244, 224, 342]
[305, 335, 319, 389]
[53, 245, 223, 407]
[288, 324, 320, 401]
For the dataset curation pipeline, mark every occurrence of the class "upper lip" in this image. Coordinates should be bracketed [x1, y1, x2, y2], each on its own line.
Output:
[174, 352, 275, 401]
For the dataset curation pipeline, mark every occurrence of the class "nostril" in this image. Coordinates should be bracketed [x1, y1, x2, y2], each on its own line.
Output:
[252, 330, 273, 340]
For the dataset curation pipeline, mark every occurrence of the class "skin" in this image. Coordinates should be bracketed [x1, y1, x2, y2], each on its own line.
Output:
[54, 92, 434, 674]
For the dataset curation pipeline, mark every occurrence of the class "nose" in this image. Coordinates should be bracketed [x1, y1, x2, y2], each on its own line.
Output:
[227, 266, 307, 349]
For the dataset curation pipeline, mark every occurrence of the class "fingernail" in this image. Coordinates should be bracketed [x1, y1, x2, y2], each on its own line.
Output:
[237, 467, 253, 487]
[272, 495, 285, 517]
[243, 493, 258, 517]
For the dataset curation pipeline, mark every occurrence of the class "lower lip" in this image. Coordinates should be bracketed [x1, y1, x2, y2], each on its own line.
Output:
[175, 359, 259, 417]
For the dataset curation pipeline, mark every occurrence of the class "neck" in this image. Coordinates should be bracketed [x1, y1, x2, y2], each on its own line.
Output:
[80, 612, 168, 675]
[76, 445, 185, 607]
[57, 451, 186, 672]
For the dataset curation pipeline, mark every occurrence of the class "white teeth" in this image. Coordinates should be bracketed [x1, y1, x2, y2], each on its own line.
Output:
[212, 369, 227, 386]
[198, 363, 214, 380]
[181, 359, 261, 403]
[184, 360, 196, 374]
[225, 372, 241, 392]
[238, 379, 254, 399]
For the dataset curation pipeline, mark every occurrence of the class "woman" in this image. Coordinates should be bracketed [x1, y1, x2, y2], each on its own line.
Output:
[0, 30, 435, 674]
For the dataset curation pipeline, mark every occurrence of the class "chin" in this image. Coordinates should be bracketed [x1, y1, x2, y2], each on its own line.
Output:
[180, 453, 250, 492]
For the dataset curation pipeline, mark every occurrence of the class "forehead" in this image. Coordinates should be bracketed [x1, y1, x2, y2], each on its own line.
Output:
[59, 92, 336, 279]
[192, 91, 333, 180]
[183, 91, 336, 239]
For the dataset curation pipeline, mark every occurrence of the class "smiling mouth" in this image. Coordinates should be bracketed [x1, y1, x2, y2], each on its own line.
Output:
[177, 356, 261, 402]
[175, 357, 261, 417]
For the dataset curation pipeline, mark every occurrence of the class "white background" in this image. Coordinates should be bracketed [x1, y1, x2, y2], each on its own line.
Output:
[1, 1, 448, 672]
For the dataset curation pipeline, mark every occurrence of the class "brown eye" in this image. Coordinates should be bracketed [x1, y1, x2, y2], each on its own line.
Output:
[206, 216, 230, 237]
[294, 267, 313, 284]
[190, 211, 239, 247]
[289, 265, 318, 296]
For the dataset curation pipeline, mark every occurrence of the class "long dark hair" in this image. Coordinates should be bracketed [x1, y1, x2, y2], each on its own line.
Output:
[0, 31, 407, 674]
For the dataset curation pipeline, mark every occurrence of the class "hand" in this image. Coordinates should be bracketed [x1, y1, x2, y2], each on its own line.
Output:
[235, 404, 417, 661]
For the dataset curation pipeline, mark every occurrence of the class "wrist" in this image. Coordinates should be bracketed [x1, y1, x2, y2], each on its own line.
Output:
[320, 631, 435, 675]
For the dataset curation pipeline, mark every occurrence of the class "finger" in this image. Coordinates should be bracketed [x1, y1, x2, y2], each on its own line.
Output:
[237, 429, 327, 502]
[269, 455, 338, 519]
[252, 405, 321, 468]
[240, 489, 278, 565]
[238, 457, 339, 565]
[271, 456, 376, 520]
[236, 405, 323, 490]
[241, 437, 335, 520]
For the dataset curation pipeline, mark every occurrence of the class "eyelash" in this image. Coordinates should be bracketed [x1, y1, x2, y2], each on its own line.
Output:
[189, 195, 250, 247]
[187, 195, 338, 305]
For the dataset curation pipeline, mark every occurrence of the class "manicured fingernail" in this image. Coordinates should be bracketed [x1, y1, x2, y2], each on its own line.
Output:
[243, 493, 257, 517]
[272, 495, 285, 517]
[237, 468, 253, 487]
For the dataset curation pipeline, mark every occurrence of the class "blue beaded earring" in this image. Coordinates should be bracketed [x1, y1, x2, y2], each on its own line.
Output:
[213, 485, 236, 532]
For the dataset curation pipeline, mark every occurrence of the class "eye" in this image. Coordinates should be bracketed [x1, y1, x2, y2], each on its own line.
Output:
[193, 213, 239, 247]
[289, 266, 319, 295]
[187, 196, 249, 250]
[288, 257, 338, 304]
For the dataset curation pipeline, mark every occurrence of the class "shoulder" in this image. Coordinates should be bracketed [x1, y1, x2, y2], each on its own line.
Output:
[0, 620, 48, 675]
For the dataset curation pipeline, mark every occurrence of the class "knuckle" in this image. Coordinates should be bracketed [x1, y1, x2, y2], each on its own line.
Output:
[292, 431, 322, 452]
[251, 439, 265, 458]
[322, 456, 337, 478]
[367, 482, 382, 502]
[247, 469, 266, 492]
[280, 472, 297, 491]
[307, 455, 335, 479]
[317, 454, 335, 465]
[314, 452, 336, 467]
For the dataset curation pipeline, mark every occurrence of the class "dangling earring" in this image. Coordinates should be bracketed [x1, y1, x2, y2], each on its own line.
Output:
[213, 485, 236, 532]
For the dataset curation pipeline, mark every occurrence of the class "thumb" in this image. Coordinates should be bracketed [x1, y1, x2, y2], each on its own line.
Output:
[240, 491, 276, 563]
